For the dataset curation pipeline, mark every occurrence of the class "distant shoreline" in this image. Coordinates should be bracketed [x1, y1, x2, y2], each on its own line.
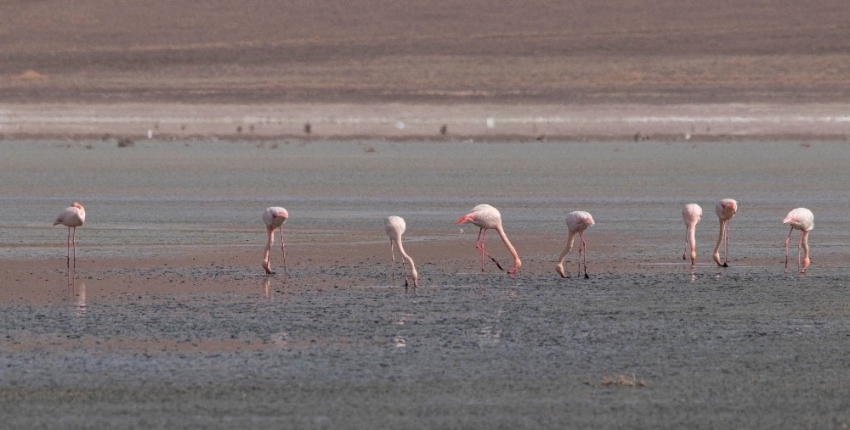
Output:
[2, 102, 849, 142]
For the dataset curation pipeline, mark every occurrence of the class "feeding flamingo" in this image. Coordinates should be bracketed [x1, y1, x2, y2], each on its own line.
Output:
[682, 203, 703, 266]
[384, 216, 418, 288]
[556, 211, 595, 278]
[712, 198, 737, 267]
[54, 202, 85, 268]
[456, 204, 521, 274]
[262, 206, 289, 275]
[783, 207, 814, 273]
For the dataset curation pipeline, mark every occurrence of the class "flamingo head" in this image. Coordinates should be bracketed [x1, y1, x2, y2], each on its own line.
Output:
[456, 213, 475, 225]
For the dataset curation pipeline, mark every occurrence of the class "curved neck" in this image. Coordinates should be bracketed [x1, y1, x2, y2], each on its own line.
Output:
[495, 225, 521, 269]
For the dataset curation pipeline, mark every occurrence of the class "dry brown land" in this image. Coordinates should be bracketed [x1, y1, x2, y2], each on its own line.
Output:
[2, 0, 849, 106]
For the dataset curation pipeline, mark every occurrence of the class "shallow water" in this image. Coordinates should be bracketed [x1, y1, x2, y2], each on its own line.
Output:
[3, 138, 850, 428]
[1, 138, 848, 265]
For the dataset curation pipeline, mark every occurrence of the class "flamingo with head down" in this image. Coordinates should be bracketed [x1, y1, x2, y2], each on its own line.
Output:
[456, 204, 521, 275]
[783, 207, 814, 273]
[682, 203, 703, 266]
[556, 211, 595, 278]
[384, 215, 418, 288]
[712, 198, 737, 267]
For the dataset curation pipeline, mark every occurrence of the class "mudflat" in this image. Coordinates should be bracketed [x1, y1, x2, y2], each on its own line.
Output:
[2, 1, 850, 428]
[2, 140, 850, 428]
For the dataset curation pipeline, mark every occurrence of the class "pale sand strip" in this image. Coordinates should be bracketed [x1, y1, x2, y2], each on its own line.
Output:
[2, 103, 850, 140]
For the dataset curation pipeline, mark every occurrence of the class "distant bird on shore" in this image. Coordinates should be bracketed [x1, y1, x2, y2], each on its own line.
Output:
[384, 216, 418, 289]
[712, 199, 737, 267]
[783, 208, 814, 273]
[456, 204, 521, 274]
[262, 207, 289, 275]
[54, 202, 85, 268]
[682, 203, 703, 266]
[556, 211, 595, 278]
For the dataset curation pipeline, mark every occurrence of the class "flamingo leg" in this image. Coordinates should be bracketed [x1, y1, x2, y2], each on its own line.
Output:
[279, 226, 287, 276]
[263, 228, 275, 274]
[475, 228, 504, 272]
[784, 227, 793, 272]
[65, 227, 72, 268]
[580, 232, 589, 279]
[800, 230, 810, 273]
[389, 239, 397, 285]
[683, 228, 689, 261]
[576, 234, 582, 275]
[72, 227, 77, 268]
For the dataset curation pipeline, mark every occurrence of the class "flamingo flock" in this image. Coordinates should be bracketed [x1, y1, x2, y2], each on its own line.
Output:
[53, 199, 816, 286]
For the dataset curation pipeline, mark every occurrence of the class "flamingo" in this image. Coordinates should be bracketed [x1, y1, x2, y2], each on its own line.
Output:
[682, 203, 703, 266]
[54, 202, 85, 268]
[783, 207, 814, 273]
[384, 216, 419, 288]
[556, 211, 595, 278]
[456, 204, 521, 274]
[262, 206, 289, 275]
[712, 198, 737, 267]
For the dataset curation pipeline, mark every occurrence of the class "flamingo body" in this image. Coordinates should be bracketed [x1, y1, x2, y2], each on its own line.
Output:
[556, 211, 595, 278]
[783, 207, 813, 273]
[456, 204, 521, 274]
[54, 202, 85, 268]
[384, 216, 418, 288]
[682, 203, 702, 265]
[713, 198, 737, 267]
[262, 206, 289, 275]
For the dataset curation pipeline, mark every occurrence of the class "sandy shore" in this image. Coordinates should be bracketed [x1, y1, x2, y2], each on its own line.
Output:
[3, 102, 850, 141]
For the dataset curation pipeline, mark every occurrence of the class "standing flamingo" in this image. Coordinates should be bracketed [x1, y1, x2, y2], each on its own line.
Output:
[54, 202, 85, 268]
[682, 203, 703, 266]
[384, 216, 419, 288]
[783, 208, 814, 273]
[262, 206, 289, 275]
[456, 204, 521, 274]
[556, 211, 595, 278]
[712, 198, 738, 267]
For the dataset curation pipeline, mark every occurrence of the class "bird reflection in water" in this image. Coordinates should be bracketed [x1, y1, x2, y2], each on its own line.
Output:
[262, 276, 286, 302]
[67, 268, 86, 316]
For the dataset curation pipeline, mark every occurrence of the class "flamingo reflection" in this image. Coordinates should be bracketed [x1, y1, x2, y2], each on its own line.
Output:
[67, 268, 86, 316]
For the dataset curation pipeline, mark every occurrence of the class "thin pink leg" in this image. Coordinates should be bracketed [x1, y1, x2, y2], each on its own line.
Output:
[389, 239, 396, 285]
[581, 233, 589, 278]
[66, 228, 72, 268]
[279, 226, 287, 276]
[72, 227, 77, 268]
[784, 227, 793, 272]
[475, 228, 503, 271]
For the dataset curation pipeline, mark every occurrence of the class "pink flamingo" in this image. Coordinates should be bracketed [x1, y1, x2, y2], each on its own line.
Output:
[54, 202, 85, 268]
[783, 207, 814, 273]
[456, 204, 521, 274]
[682, 203, 703, 266]
[384, 216, 418, 288]
[556, 211, 595, 278]
[712, 198, 737, 267]
[262, 206, 289, 275]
